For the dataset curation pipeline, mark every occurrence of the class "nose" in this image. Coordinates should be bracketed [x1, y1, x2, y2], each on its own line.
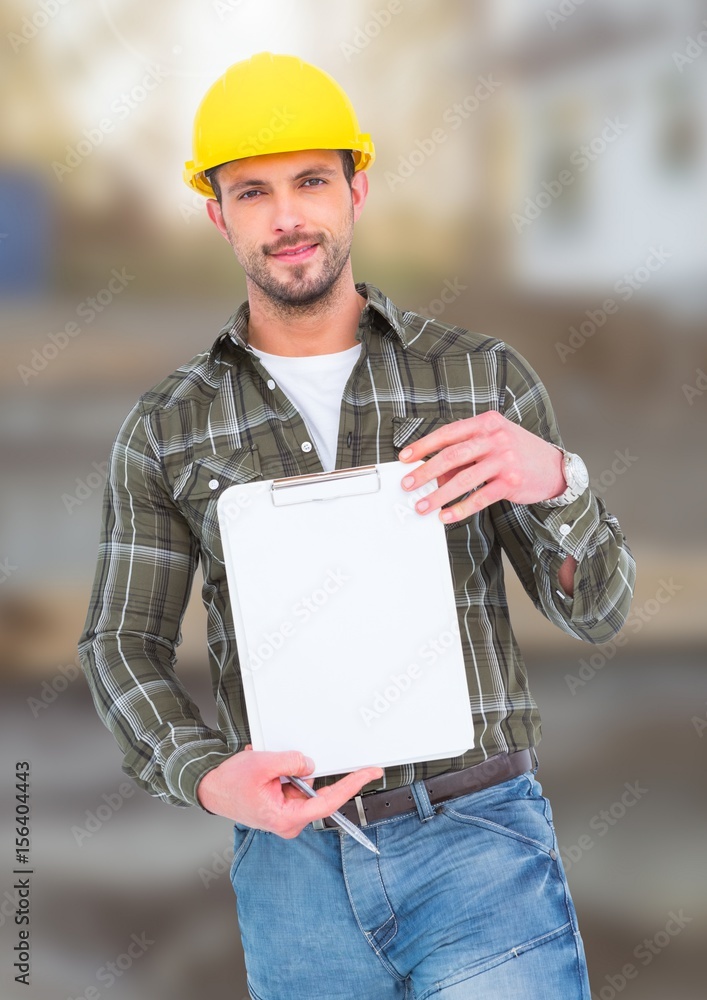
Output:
[269, 190, 305, 236]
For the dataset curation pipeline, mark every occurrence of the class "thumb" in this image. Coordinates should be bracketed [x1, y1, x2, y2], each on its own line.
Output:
[269, 750, 316, 778]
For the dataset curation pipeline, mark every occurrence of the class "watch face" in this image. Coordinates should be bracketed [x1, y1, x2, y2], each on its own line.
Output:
[567, 454, 589, 492]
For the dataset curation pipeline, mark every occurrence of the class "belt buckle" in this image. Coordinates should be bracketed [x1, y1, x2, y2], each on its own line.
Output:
[353, 794, 368, 827]
[311, 794, 368, 831]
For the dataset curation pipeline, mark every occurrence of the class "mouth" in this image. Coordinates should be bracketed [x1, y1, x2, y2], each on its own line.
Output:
[269, 243, 319, 263]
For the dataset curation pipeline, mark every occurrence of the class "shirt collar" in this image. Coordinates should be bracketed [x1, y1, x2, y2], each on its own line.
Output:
[209, 282, 412, 364]
[358, 282, 412, 346]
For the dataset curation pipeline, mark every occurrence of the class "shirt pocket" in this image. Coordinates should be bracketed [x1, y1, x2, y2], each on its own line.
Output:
[392, 413, 450, 454]
[171, 447, 261, 562]
[391, 413, 483, 534]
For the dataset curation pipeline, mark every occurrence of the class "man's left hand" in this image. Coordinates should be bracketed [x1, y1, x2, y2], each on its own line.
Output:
[399, 410, 566, 523]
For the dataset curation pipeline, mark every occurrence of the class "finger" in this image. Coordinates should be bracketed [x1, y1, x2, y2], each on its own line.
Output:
[436, 469, 457, 489]
[281, 783, 312, 803]
[281, 775, 316, 801]
[401, 438, 490, 498]
[291, 767, 383, 824]
[398, 416, 481, 464]
[262, 750, 316, 779]
[438, 478, 508, 523]
[412, 458, 500, 515]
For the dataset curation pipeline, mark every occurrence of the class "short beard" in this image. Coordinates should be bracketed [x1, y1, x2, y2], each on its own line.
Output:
[226, 216, 354, 316]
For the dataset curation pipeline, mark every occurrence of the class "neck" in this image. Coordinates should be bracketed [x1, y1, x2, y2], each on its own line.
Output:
[245, 265, 366, 357]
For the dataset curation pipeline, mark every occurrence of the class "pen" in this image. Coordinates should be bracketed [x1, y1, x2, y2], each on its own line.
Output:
[286, 775, 380, 855]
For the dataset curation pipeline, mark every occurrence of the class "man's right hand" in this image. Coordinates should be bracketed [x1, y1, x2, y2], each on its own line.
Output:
[196, 745, 384, 839]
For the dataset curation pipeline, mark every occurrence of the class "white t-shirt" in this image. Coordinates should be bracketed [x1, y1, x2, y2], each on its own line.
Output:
[249, 343, 362, 472]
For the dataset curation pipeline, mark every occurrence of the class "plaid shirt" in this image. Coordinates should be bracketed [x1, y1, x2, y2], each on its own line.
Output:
[78, 283, 635, 809]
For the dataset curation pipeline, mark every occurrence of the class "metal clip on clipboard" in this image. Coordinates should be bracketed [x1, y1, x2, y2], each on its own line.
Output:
[271, 465, 380, 506]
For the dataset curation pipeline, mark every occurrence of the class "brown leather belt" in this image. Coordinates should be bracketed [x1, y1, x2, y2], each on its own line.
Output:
[312, 749, 535, 831]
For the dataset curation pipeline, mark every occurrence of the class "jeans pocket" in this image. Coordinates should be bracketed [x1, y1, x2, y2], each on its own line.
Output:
[230, 823, 257, 884]
[438, 774, 558, 857]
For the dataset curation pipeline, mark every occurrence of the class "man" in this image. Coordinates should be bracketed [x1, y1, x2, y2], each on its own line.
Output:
[79, 52, 635, 998]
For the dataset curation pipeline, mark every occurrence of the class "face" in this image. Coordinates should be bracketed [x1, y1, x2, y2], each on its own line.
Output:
[206, 149, 368, 309]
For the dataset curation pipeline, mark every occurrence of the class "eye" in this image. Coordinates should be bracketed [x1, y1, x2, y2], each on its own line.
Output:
[302, 178, 326, 188]
[238, 189, 263, 201]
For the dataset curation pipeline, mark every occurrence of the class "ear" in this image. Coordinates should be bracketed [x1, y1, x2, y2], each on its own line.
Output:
[206, 198, 231, 241]
[350, 169, 369, 223]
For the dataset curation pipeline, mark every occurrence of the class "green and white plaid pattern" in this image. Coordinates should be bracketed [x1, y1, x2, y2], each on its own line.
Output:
[78, 283, 635, 808]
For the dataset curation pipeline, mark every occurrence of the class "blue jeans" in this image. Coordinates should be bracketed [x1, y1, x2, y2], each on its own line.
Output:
[229, 768, 592, 999]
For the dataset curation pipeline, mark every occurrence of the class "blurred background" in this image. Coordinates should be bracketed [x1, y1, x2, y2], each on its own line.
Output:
[1, 0, 705, 997]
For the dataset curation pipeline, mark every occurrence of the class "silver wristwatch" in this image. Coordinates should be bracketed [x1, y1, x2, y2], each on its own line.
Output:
[536, 446, 590, 508]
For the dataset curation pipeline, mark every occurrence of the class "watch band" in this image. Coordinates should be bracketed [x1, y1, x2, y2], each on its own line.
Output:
[536, 445, 589, 508]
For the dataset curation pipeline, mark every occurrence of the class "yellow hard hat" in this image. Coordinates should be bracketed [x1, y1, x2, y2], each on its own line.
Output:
[183, 52, 375, 197]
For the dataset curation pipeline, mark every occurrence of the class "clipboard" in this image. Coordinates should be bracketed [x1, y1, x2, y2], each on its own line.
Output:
[217, 460, 474, 778]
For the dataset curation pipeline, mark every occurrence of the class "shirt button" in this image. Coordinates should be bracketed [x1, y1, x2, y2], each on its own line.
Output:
[559, 524, 571, 537]
[550, 849, 557, 860]
[301, 441, 313, 453]
[266, 379, 276, 390]
[208, 479, 219, 490]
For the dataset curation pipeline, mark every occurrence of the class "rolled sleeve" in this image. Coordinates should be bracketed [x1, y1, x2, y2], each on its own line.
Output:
[528, 488, 600, 562]
[493, 346, 636, 644]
